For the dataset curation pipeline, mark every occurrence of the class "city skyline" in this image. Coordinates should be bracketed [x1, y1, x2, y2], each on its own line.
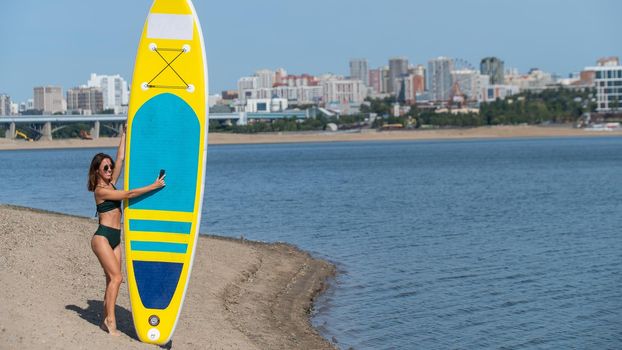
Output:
[2, 0, 621, 102]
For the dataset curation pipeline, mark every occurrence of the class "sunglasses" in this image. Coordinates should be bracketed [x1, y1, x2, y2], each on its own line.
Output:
[103, 164, 114, 172]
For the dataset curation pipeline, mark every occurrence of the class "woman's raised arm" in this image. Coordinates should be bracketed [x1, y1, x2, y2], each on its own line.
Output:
[111, 125, 126, 185]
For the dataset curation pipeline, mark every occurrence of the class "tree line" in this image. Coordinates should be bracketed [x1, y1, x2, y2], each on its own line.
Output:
[210, 87, 596, 133]
[364, 87, 596, 128]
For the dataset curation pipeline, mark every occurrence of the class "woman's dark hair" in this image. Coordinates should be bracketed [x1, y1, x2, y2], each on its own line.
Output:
[88, 153, 114, 192]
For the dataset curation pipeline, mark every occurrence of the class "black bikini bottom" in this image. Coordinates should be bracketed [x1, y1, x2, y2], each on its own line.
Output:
[94, 224, 121, 249]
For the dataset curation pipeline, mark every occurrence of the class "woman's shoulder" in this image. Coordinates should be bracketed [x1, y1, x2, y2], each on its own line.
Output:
[96, 182, 117, 189]
[94, 184, 114, 196]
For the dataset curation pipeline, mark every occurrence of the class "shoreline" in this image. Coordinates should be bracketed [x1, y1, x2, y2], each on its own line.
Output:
[0, 204, 336, 349]
[1, 125, 621, 150]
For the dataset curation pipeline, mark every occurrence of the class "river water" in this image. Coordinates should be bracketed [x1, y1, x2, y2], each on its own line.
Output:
[1, 136, 621, 349]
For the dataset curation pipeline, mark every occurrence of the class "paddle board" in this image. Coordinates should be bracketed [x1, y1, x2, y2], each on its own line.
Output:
[124, 0, 208, 344]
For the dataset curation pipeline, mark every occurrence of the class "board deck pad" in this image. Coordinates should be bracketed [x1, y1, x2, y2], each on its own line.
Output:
[124, 0, 208, 345]
[129, 93, 199, 212]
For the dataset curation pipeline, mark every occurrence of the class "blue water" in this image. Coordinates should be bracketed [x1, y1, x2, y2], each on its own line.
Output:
[1, 137, 621, 349]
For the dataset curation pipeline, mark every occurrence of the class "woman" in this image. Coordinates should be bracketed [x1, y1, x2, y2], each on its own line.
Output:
[87, 127, 165, 336]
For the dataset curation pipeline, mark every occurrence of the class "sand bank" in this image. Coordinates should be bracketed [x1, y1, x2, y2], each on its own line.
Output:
[1, 125, 621, 150]
[0, 205, 336, 349]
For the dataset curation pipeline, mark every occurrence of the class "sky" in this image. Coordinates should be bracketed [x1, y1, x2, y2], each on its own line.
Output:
[1, 0, 621, 102]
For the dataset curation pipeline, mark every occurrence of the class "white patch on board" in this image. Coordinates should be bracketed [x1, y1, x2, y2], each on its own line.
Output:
[147, 14, 194, 40]
[147, 328, 160, 341]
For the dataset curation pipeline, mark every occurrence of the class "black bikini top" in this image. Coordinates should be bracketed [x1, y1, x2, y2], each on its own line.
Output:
[96, 200, 121, 213]
[96, 184, 121, 214]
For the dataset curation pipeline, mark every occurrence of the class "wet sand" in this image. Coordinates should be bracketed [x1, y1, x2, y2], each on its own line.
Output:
[0, 205, 336, 349]
[1, 125, 621, 150]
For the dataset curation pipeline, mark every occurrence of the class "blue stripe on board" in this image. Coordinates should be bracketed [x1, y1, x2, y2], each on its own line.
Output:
[129, 219, 192, 234]
[133, 261, 183, 309]
[130, 241, 188, 254]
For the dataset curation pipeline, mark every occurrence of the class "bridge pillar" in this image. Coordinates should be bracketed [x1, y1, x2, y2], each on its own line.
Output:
[237, 112, 248, 126]
[42, 122, 53, 141]
[7, 122, 15, 139]
[91, 121, 100, 139]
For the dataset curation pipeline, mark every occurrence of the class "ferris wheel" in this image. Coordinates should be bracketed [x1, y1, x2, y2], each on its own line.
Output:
[451, 58, 476, 71]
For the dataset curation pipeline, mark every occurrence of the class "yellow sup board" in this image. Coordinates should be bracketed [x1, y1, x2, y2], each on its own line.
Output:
[124, 0, 208, 344]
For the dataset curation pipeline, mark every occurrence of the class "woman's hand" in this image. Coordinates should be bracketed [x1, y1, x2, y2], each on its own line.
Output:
[153, 174, 166, 189]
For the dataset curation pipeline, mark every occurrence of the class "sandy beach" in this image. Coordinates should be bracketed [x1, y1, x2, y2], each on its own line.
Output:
[1, 125, 621, 150]
[0, 205, 336, 349]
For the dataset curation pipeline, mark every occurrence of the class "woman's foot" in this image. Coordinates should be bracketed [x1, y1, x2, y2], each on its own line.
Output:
[100, 318, 121, 336]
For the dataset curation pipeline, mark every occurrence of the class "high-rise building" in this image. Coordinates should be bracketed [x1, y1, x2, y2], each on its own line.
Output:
[579, 70, 596, 85]
[397, 75, 421, 104]
[322, 77, 367, 105]
[0, 94, 11, 115]
[237, 76, 258, 101]
[34, 86, 65, 114]
[255, 69, 275, 89]
[381, 66, 391, 94]
[413, 75, 425, 95]
[476, 74, 491, 102]
[597, 57, 619, 67]
[388, 57, 409, 94]
[66, 87, 104, 114]
[282, 74, 318, 87]
[368, 66, 390, 94]
[273, 84, 323, 105]
[427, 57, 454, 101]
[87, 73, 129, 113]
[275, 68, 287, 85]
[586, 57, 622, 112]
[10, 102, 18, 115]
[349, 59, 369, 86]
[368, 68, 381, 94]
[240, 71, 324, 106]
[273, 74, 323, 105]
[504, 68, 553, 92]
[19, 99, 34, 112]
[480, 57, 505, 85]
[409, 64, 426, 92]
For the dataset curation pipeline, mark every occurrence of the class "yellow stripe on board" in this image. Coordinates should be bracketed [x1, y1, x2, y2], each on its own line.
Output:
[128, 250, 188, 264]
[126, 208, 195, 222]
[127, 231, 191, 244]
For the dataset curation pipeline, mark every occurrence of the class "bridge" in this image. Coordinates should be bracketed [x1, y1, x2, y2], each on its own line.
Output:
[211, 110, 310, 125]
[0, 115, 127, 141]
[0, 110, 310, 140]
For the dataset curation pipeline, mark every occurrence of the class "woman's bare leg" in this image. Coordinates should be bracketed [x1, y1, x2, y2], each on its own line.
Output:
[113, 244, 122, 271]
[102, 247, 120, 322]
[92, 236, 122, 336]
